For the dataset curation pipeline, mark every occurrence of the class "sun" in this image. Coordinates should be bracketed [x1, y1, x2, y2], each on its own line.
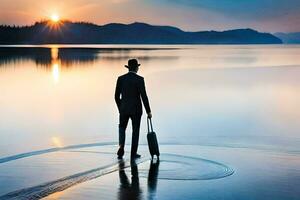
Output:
[51, 14, 60, 22]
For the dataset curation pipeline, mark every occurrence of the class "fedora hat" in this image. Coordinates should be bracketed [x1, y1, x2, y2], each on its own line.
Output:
[125, 59, 141, 68]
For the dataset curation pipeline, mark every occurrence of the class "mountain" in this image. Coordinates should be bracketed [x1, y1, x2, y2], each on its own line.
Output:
[0, 21, 282, 44]
[274, 32, 300, 44]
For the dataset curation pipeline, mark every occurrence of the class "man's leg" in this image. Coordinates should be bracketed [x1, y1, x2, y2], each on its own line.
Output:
[118, 114, 129, 158]
[130, 114, 142, 158]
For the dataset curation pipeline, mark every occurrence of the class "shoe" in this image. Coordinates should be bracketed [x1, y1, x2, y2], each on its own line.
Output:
[131, 154, 141, 160]
[117, 147, 124, 159]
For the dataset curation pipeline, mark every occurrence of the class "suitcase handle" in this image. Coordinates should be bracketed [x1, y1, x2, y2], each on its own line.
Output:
[147, 117, 154, 133]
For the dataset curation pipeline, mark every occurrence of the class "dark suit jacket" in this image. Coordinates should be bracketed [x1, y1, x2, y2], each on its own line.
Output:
[115, 72, 151, 115]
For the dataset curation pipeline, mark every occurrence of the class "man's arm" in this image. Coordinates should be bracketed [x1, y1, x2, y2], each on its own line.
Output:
[139, 78, 151, 115]
[114, 77, 121, 112]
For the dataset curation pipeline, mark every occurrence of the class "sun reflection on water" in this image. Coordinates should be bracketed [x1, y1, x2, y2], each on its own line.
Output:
[51, 137, 64, 148]
[51, 47, 60, 84]
[51, 47, 59, 60]
[52, 63, 60, 83]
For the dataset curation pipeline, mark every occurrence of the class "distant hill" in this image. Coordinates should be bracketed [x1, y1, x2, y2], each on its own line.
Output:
[0, 21, 282, 44]
[274, 32, 300, 44]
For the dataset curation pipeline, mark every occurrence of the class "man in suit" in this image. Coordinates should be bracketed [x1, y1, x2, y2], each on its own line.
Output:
[115, 59, 152, 159]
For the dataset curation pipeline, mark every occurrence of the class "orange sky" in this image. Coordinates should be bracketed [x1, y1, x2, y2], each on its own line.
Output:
[0, 0, 299, 32]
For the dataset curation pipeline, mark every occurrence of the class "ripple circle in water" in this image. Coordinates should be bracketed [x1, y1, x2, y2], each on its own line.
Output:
[137, 154, 234, 180]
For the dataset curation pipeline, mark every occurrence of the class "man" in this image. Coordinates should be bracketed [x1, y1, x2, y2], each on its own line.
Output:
[115, 59, 152, 159]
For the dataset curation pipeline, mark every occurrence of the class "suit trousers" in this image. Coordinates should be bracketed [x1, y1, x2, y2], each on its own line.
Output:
[119, 113, 142, 156]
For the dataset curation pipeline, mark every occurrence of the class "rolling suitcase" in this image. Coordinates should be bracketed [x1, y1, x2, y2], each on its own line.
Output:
[147, 117, 160, 160]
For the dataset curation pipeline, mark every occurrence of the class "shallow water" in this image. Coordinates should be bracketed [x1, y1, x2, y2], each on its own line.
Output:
[0, 45, 299, 199]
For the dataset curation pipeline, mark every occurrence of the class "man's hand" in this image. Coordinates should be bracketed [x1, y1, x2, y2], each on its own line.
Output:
[147, 112, 152, 119]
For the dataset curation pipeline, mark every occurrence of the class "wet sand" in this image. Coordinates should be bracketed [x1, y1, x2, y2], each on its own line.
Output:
[0, 144, 299, 200]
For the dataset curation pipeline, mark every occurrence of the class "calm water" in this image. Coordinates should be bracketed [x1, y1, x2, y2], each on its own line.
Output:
[0, 45, 299, 199]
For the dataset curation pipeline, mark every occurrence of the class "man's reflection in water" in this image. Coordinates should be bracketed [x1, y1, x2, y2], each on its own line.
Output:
[147, 160, 160, 200]
[118, 159, 160, 200]
[118, 160, 142, 200]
